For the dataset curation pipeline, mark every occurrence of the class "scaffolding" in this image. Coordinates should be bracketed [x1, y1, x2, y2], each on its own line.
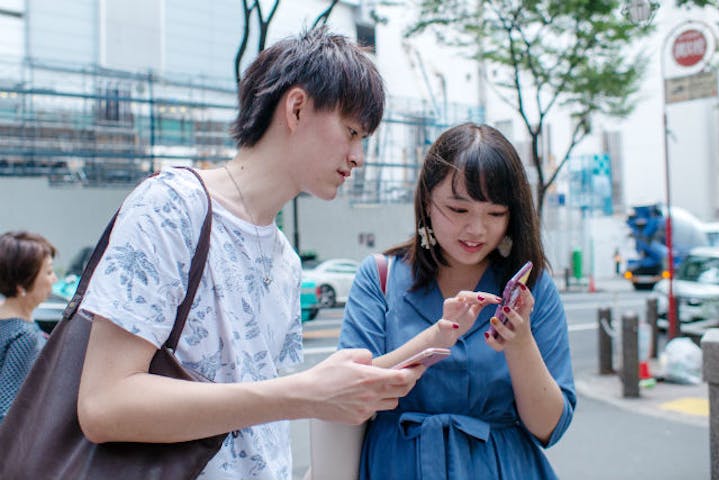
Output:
[0, 56, 484, 201]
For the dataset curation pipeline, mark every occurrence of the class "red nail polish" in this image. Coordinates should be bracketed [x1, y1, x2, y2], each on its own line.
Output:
[519, 283, 527, 291]
[484, 332, 489, 339]
[477, 295, 485, 301]
[452, 323, 460, 329]
[503, 306, 510, 313]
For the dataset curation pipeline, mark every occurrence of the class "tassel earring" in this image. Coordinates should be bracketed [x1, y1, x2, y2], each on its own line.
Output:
[418, 226, 436, 249]
[497, 236, 513, 257]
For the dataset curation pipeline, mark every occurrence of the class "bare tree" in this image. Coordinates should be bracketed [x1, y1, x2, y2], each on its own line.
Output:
[234, 0, 342, 84]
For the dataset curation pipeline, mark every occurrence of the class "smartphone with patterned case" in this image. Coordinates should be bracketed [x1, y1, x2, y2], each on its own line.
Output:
[487, 261, 533, 339]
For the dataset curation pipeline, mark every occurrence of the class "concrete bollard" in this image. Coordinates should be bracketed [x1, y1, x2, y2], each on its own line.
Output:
[646, 298, 659, 359]
[701, 328, 719, 480]
[621, 312, 639, 398]
[598, 307, 613, 374]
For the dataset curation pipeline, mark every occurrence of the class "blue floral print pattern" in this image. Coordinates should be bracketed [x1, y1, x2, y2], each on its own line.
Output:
[81, 168, 302, 479]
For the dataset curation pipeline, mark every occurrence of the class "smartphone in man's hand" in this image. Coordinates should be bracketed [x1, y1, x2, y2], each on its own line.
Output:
[391, 347, 451, 369]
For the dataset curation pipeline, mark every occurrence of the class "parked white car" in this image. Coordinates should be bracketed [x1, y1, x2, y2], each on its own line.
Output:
[302, 258, 360, 308]
[652, 247, 719, 325]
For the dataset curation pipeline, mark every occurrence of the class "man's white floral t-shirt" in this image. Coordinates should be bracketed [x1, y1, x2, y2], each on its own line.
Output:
[81, 167, 304, 479]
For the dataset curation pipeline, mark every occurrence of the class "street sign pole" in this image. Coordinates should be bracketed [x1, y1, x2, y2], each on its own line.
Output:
[660, 19, 717, 338]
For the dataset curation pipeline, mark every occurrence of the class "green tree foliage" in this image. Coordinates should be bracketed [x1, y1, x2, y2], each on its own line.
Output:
[406, 0, 661, 219]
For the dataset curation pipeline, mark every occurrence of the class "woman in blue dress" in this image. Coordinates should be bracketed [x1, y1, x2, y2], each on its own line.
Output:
[339, 123, 576, 479]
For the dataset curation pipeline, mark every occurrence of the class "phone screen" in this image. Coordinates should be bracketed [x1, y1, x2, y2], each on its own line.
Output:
[488, 261, 533, 339]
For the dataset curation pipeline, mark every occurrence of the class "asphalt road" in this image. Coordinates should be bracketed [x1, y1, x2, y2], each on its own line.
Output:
[294, 288, 711, 479]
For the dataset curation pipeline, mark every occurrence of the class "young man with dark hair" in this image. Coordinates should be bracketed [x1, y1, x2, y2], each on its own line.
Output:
[78, 28, 423, 479]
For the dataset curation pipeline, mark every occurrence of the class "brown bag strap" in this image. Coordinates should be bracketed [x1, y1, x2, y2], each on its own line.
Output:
[62, 166, 212, 352]
[373, 253, 388, 295]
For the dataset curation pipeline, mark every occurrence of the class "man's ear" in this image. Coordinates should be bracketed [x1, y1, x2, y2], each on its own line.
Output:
[284, 87, 308, 132]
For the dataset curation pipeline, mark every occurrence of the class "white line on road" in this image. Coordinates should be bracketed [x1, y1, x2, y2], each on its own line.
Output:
[568, 322, 597, 332]
[303, 346, 339, 355]
[303, 323, 598, 357]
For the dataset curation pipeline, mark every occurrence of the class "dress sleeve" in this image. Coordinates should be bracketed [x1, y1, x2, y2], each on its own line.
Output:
[528, 270, 577, 448]
[0, 330, 44, 419]
[338, 255, 388, 357]
[80, 169, 208, 348]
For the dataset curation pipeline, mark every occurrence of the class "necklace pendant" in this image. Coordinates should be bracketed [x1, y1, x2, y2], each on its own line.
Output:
[263, 276, 272, 287]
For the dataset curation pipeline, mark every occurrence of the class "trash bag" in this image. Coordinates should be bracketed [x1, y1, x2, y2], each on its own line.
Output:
[660, 337, 703, 385]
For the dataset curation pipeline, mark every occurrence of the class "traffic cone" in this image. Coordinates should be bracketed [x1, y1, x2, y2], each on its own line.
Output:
[639, 360, 656, 388]
[588, 275, 596, 293]
[639, 361, 652, 380]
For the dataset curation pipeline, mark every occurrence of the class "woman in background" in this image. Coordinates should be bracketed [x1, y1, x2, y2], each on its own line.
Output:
[0, 231, 57, 421]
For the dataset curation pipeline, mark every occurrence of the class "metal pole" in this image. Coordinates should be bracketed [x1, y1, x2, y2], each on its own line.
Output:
[622, 312, 640, 398]
[646, 297, 659, 359]
[701, 329, 719, 480]
[660, 32, 678, 339]
[598, 307, 614, 374]
[663, 107, 678, 338]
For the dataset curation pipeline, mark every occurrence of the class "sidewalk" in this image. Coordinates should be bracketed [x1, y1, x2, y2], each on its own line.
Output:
[562, 274, 710, 427]
[575, 368, 709, 428]
[554, 274, 636, 295]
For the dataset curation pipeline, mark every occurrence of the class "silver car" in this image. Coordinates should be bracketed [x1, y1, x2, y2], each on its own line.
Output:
[653, 247, 719, 324]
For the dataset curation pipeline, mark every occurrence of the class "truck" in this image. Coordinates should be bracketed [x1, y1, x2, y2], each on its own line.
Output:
[624, 203, 710, 290]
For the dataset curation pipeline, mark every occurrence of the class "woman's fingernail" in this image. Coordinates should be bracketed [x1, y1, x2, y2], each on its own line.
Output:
[502, 306, 510, 314]
[452, 323, 460, 329]
[519, 283, 527, 291]
[490, 317, 498, 325]
[477, 294, 485, 301]
[484, 332, 490, 339]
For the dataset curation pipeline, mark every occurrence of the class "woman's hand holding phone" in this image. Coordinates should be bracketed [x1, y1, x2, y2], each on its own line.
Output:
[485, 261, 537, 350]
[434, 290, 501, 348]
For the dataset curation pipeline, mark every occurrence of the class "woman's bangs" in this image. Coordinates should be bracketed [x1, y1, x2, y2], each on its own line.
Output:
[455, 148, 511, 206]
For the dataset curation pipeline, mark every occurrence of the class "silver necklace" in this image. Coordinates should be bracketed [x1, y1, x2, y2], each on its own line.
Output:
[224, 164, 279, 287]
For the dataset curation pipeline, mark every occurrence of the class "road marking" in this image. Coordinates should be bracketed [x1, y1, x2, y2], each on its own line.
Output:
[568, 323, 597, 332]
[659, 397, 709, 417]
[303, 328, 341, 339]
[303, 323, 597, 339]
[303, 345, 338, 355]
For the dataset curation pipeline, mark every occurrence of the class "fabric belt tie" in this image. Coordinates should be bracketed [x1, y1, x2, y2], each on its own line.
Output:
[398, 412, 513, 480]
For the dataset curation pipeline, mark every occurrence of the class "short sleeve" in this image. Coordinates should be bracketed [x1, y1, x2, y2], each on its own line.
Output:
[80, 169, 208, 348]
[338, 255, 388, 357]
[528, 271, 577, 447]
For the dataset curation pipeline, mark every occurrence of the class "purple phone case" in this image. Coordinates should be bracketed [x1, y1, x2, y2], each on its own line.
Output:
[487, 261, 533, 339]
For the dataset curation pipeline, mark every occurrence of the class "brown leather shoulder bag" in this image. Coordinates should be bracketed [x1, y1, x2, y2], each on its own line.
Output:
[0, 167, 227, 479]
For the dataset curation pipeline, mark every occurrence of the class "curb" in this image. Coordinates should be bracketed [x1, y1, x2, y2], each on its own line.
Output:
[575, 373, 709, 428]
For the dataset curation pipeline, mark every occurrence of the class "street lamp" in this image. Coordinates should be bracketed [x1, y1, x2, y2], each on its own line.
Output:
[622, 0, 659, 25]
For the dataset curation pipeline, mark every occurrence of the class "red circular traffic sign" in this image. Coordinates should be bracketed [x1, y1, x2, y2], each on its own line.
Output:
[672, 29, 707, 67]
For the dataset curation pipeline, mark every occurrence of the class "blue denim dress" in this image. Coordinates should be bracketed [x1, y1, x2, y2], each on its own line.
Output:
[339, 256, 576, 480]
